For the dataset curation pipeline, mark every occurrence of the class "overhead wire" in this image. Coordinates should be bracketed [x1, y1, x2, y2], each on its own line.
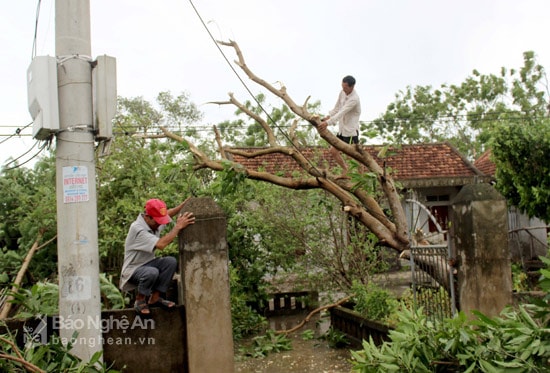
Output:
[185, 0, 406, 224]
[186, 0, 323, 175]
[2, 1, 44, 170]
[31, 0, 42, 59]
[183, 1, 549, 226]
[105, 111, 542, 140]
[1, 141, 46, 171]
[0, 123, 33, 145]
[1, 111, 540, 141]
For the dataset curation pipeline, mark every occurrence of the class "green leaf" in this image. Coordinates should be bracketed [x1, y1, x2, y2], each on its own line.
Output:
[479, 360, 501, 373]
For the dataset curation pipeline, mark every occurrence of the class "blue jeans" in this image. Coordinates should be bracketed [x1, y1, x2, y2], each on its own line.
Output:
[129, 256, 177, 296]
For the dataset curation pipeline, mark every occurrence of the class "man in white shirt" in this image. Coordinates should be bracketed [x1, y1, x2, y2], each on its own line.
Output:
[318, 75, 361, 175]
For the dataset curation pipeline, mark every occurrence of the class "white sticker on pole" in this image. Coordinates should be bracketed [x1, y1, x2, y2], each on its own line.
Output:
[61, 276, 92, 300]
[62, 166, 89, 203]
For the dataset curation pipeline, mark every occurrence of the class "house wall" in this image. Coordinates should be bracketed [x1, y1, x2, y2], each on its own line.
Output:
[507, 206, 548, 262]
[403, 187, 460, 243]
[405, 186, 548, 263]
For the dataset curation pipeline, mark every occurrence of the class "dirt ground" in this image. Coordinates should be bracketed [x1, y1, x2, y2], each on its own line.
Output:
[234, 268, 412, 372]
[234, 313, 354, 373]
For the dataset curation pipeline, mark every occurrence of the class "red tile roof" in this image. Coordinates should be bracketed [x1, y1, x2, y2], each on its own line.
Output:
[474, 150, 496, 176]
[228, 142, 485, 184]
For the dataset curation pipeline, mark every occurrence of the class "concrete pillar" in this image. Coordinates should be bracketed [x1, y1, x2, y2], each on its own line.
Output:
[55, 0, 102, 360]
[179, 198, 234, 373]
[451, 183, 512, 317]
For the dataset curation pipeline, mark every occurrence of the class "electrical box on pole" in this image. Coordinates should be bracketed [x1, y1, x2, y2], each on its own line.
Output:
[92, 55, 117, 141]
[27, 56, 60, 140]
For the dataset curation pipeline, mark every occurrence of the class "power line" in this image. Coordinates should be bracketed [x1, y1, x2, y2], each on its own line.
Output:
[1, 111, 541, 140]
[0, 122, 33, 145]
[103, 111, 543, 138]
[1, 141, 48, 171]
[32, 0, 42, 59]
[2, 147, 46, 171]
[186, 0, 322, 175]
[1, 0, 46, 171]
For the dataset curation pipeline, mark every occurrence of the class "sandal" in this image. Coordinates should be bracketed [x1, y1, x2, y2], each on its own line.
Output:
[149, 298, 176, 309]
[134, 299, 151, 315]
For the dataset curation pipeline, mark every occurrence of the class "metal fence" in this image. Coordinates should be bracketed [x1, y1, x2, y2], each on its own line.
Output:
[410, 243, 456, 322]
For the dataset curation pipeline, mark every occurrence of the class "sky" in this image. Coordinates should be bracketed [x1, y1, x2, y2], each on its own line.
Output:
[2, 0, 550, 168]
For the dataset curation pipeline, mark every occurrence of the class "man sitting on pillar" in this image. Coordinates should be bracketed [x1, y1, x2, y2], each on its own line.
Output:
[119, 198, 195, 316]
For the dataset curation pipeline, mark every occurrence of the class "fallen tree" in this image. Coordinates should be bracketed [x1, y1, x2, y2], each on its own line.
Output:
[0, 233, 56, 320]
[163, 40, 409, 252]
[156, 40, 455, 293]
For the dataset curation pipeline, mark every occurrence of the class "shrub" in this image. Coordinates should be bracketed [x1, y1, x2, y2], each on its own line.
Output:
[0, 331, 120, 372]
[238, 329, 292, 358]
[350, 256, 550, 372]
[351, 281, 397, 322]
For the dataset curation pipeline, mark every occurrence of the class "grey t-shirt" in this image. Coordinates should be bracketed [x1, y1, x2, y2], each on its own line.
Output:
[119, 213, 167, 292]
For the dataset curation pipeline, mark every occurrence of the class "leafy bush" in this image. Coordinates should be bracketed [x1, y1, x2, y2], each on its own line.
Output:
[7, 274, 129, 319]
[99, 273, 128, 310]
[350, 257, 550, 372]
[322, 326, 350, 349]
[511, 263, 529, 292]
[229, 266, 267, 340]
[238, 329, 292, 358]
[301, 329, 315, 341]
[0, 331, 120, 372]
[8, 282, 59, 319]
[351, 282, 397, 323]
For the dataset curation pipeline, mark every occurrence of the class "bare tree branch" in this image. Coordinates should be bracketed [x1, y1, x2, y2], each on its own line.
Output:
[217, 40, 310, 120]
[0, 232, 56, 320]
[153, 40, 411, 253]
[213, 125, 227, 159]
[215, 39, 409, 246]
[225, 93, 278, 146]
[274, 296, 351, 335]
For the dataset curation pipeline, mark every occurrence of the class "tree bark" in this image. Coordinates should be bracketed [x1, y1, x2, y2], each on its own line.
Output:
[158, 40, 411, 254]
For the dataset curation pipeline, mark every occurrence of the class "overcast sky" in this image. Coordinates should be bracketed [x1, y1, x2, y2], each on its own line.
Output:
[2, 0, 550, 167]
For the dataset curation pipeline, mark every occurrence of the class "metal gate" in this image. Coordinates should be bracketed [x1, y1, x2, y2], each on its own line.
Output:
[405, 199, 456, 322]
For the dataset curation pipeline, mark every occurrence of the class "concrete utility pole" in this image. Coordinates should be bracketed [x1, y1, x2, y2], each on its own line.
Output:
[55, 0, 102, 360]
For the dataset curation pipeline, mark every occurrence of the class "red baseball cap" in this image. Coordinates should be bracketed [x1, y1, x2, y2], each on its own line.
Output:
[145, 199, 171, 225]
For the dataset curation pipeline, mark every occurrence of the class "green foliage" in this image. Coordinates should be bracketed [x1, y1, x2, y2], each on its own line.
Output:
[99, 273, 128, 310]
[156, 91, 203, 134]
[211, 180, 309, 311]
[368, 51, 549, 160]
[211, 161, 251, 196]
[351, 282, 398, 322]
[0, 330, 120, 372]
[8, 274, 128, 319]
[350, 258, 550, 372]
[301, 329, 315, 341]
[228, 182, 390, 293]
[229, 266, 267, 340]
[0, 249, 23, 285]
[239, 329, 292, 358]
[0, 155, 58, 280]
[348, 160, 379, 194]
[322, 327, 350, 349]
[8, 282, 59, 319]
[365, 50, 550, 223]
[491, 117, 550, 221]
[511, 263, 529, 292]
[96, 91, 204, 274]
